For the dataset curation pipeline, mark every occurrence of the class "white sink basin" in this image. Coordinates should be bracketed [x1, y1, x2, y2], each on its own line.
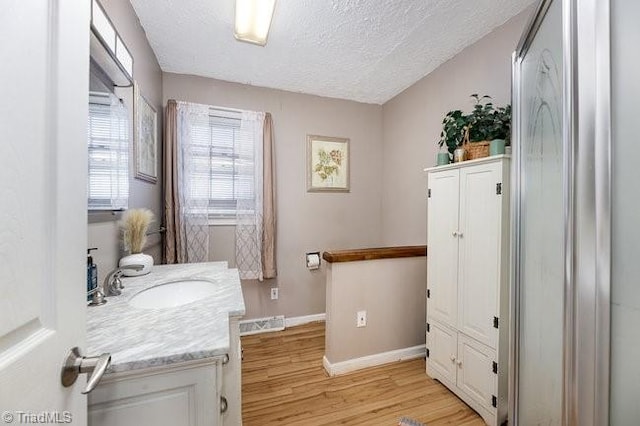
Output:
[129, 279, 218, 309]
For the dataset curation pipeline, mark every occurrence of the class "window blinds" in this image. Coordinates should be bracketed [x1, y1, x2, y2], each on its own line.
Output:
[87, 92, 129, 210]
[188, 110, 255, 217]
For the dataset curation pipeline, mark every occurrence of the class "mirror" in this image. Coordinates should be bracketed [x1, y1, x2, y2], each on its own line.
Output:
[87, 65, 131, 212]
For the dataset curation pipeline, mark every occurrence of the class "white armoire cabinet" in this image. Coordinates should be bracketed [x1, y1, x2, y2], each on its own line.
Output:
[425, 155, 510, 426]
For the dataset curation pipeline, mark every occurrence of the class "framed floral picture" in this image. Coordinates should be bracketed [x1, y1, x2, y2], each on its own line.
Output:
[134, 82, 158, 183]
[307, 135, 350, 192]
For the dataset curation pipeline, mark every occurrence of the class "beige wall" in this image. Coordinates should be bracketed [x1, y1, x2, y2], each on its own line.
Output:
[88, 0, 163, 281]
[380, 9, 532, 245]
[325, 257, 427, 364]
[163, 73, 384, 319]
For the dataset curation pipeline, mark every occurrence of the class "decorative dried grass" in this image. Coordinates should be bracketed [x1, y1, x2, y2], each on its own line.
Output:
[119, 208, 155, 254]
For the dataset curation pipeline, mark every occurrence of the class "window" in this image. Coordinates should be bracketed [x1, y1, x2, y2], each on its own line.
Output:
[188, 108, 255, 219]
[87, 92, 129, 210]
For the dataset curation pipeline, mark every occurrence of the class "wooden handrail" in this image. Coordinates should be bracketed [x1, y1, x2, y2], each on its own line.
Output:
[322, 245, 427, 263]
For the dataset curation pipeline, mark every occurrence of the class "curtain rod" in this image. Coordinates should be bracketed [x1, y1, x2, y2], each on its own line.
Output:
[210, 106, 244, 114]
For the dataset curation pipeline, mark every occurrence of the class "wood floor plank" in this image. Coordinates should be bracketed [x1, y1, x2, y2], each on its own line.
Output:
[241, 322, 484, 425]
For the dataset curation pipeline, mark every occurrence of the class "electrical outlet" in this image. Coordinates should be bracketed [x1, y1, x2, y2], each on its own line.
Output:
[357, 310, 367, 328]
[270, 287, 278, 300]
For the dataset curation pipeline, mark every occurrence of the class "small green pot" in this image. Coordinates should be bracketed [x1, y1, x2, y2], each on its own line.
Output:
[436, 152, 450, 166]
[490, 139, 506, 156]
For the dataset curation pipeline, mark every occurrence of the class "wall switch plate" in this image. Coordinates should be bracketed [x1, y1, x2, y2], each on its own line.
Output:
[270, 288, 278, 300]
[357, 310, 367, 327]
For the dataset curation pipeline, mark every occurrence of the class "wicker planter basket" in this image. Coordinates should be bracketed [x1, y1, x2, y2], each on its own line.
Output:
[462, 127, 490, 160]
[463, 140, 491, 160]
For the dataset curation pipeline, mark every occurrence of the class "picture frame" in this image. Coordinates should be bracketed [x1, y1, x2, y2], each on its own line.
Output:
[307, 134, 350, 192]
[133, 82, 158, 183]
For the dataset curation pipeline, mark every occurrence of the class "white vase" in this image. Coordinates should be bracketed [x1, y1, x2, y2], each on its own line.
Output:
[119, 253, 153, 276]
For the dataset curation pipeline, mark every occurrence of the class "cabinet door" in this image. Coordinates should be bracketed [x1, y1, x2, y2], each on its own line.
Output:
[427, 169, 460, 327]
[89, 364, 219, 426]
[457, 334, 496, 410]
[457, 163, 502, 347]
[426, 321, 458, 386]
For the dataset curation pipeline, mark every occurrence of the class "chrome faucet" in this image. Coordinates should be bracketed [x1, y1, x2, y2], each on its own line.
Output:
[103, 264, 144, 297]
[87, 286, 107, 307]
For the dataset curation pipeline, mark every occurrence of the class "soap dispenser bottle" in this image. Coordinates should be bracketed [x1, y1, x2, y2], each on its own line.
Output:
[87, 248, 98, 301]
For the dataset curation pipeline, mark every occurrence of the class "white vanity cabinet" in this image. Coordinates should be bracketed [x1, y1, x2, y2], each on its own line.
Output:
[86, 263, 246, 426]
[425, 156, 510, 426]
[88, 360, 223, 426]
[89, 318, 243, 426]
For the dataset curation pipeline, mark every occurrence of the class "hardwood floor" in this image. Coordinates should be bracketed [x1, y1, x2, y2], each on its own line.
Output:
[241, 322, 483, 425]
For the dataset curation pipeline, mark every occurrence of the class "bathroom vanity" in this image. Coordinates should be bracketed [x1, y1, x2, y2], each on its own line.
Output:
[86, 262, 245, 426]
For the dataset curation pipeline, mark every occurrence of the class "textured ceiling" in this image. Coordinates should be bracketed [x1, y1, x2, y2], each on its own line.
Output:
[130, 0, 534, 104]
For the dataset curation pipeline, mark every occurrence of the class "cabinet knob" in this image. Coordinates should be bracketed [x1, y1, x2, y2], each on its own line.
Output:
[220, 396, 228, 414]
[450, 355, 456, 362]
[452, 231, 458, 237]
[457, 360, 463, 367]
[458, 232, 464, 238]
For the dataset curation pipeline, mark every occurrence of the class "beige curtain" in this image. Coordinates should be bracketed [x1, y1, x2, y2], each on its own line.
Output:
[262, 113, 277, 279]
[163, 99, 184, 264]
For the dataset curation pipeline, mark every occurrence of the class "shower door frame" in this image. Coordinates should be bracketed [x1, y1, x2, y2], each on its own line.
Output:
[509, 0, 612, 425]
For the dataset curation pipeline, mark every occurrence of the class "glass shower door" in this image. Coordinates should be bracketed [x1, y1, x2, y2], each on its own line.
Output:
[512, 0, 564, 424]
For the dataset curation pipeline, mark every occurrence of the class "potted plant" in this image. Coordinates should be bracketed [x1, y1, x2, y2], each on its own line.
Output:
[489, 104, 511, 155]
[118, 208, 155, 276]
[467, 94, 494, 138]
[438, 109, 471, 163]
[436, 95, 511, 163]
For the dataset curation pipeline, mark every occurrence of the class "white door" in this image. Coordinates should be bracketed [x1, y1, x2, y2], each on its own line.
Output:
[457, 163, 501, 348]
[456, 334, 496, 410]
[0, 0, 90, 421]
[426, 321, 457, 386]
[426, 170, 460, 328]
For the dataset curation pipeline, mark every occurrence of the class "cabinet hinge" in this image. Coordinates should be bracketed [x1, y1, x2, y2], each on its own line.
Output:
[492, 395, 497, 408]
[492, 361, 498, 374]
[426, 323, 430, 332]
[428, 188, 432, 198]
[427, 289, 431, 298]
[493, 316, 499, 329]
[426, 348, 430, 358]
[496, 183, 502, 195]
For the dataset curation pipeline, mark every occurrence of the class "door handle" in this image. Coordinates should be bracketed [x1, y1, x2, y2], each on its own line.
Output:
[61, 347, 111, 394]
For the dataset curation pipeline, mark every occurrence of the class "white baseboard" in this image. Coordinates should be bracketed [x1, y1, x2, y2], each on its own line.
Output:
[285, 313, 326, 328]
[323, 345, 426, 376]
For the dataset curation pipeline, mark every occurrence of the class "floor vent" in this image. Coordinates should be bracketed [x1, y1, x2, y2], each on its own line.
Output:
[239, 315, 285, 336]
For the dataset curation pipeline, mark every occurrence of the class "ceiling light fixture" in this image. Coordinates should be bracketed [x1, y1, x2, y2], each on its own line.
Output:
[234, 0, 276, 46]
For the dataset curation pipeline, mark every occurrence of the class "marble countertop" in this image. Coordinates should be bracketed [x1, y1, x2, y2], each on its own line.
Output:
[86, 262, 245, 374]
